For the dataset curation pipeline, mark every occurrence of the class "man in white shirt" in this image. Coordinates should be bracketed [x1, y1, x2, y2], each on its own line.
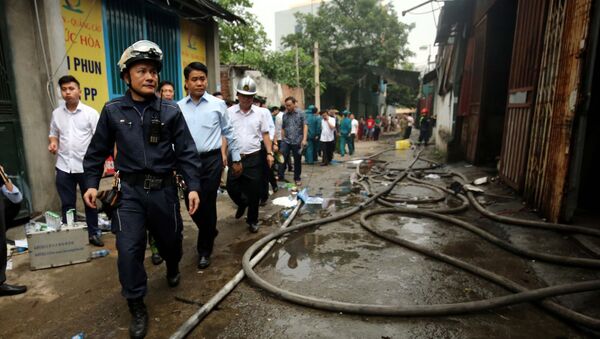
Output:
[350, 113, 359, 156]
[0, 165, 26, 296]
[48, 75, 102, 246]
[320, 110, 337, 166]
[226, 76, 274, 233]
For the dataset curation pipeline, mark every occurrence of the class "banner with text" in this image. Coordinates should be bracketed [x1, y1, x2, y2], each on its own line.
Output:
[61, 0, 109, 113]
[180, 19, 207, 94]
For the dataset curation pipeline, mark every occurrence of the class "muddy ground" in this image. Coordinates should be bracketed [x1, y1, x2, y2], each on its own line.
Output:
[1, 133, 599, 338]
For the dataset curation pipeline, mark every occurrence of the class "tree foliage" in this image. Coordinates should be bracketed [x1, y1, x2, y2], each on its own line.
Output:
[216, 0, 270, 64]
[216, 0, 318, 92]
[282, 0, 414, 105]
[386, 83, 417, 107]
[229, 49, 320, 92]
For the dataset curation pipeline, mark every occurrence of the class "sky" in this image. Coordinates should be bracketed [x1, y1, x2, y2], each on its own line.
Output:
[247, 0, 441, 71]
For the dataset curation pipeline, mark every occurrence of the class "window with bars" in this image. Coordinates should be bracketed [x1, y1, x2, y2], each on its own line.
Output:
[104, 0, 181, 99]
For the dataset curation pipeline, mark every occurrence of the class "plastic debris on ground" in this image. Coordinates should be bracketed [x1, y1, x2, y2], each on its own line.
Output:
[14, 239, 28, 249]
[424, 174, 441, 179]
[272, 196, 298, 208]
[6, 258, 12, 270]
[98, 213, 111, 231]
[473, 176, 488, 185]
[72, 332, 85, 339]
[306, 197, 324, 204]
[463, 184, 485, 193]
[297, 188, 309, 203]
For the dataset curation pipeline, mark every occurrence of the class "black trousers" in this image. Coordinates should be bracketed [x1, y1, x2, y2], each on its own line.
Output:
[226, 153, 261, 224]
[260, 145, 277, 201]
[278, 142, 302, 181]
[321, 141, 335, 164]
[184, 152, 222, 257]
[403, 126, 412, 139]
[112, 181, 183, 299]
[0, 197, 20, 284]
[55, 168, 99, 237]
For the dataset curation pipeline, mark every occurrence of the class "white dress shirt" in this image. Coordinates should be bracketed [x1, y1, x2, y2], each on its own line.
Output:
[320, 116, 336, 142]
[274, 111, 283, 141]
[351, 119, 359, 134]
[49, 101, 99, 173]
[227, 104, 271, 155]
[265, 110, 275, 141]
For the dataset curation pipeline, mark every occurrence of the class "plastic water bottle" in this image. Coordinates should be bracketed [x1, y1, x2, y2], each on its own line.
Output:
[91, 249, 109, 258]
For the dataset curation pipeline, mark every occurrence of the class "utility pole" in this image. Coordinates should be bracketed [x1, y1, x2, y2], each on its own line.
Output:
[314, 40, 320, 109]
[311, 0, 320, 109]
[295, 43, 300, 87]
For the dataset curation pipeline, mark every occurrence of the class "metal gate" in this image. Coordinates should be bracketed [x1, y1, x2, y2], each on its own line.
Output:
[524, 0, 593, 221]
[0, 8, 32, 219]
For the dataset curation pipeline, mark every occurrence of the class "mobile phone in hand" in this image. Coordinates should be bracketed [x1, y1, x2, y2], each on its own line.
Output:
[0, 167, 6, 187]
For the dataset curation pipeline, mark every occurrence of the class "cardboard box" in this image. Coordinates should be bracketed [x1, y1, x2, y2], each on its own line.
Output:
[27, 223, 90, 270]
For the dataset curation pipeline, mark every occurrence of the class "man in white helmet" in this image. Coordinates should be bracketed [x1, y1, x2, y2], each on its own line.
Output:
[226, 76, 274, 233]
[82, 40, 201, 339]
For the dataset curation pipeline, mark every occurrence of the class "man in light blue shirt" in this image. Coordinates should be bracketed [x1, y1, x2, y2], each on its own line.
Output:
[178, 62, 242, 269]
[0, 165, 26, 296]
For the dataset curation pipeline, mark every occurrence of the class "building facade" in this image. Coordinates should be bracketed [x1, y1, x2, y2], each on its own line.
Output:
[0, 0, 238, 216]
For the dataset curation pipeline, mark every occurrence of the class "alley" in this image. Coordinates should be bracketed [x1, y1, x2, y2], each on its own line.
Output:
[1, 133, 598, 338]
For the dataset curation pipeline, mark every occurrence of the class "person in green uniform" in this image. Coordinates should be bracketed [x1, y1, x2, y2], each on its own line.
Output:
[339, 110, 352, 157]
[304, 105, 321, 164]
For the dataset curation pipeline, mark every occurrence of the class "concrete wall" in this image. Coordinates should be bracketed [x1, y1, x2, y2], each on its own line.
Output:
[4, 0, 62, 212]
[205, 20, 220, 94]
[225, 67, 305, 108]
[274, 3, 321, 50]
[433, 90, 455, 156]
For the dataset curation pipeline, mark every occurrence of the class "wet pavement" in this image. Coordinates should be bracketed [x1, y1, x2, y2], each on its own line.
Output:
[1, 133, 599, 338]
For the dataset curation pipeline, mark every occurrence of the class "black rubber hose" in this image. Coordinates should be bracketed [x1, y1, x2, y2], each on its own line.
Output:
[241, 152, 600, 328]
[441, 170, 600, 238]
[241, 207, 600, 321]
[360, 208, 600, 328]
[378, 183, 446, 204]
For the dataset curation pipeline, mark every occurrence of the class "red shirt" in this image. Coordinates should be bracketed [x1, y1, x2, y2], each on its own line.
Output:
[366, 118, 375, 129]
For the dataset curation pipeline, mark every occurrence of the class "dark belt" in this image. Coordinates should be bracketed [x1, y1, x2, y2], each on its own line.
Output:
[199, 148, 221, 159]
[240, 150, 261, 159]
[120, 172, 174, 190]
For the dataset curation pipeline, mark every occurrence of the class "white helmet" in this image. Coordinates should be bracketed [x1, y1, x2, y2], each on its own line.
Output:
[236, 76, 257, 95]
[117, 40, 163, 77]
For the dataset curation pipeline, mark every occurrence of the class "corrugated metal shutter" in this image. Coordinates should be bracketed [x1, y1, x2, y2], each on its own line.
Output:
[105, 0, 145, 96]
[499, 0, 548, 190]
[146, 4, 181, 100]
[104, 0, 182, 99]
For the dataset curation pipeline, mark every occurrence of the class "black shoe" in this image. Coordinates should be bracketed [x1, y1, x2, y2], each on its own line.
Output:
[166, 269, 180, 288]
[127, 298, 148, 339]
[151, 253, 163, 266]
[89, 235, 104, 247]
[197, 256, 211, 269]
[259, 198, 267, 207]
[248, 223, 260, 233]
[235, 205, 246, 219]
[0, 283, 27, 296]
[320, 163, 328, 166]
[272, 186, 279, 193]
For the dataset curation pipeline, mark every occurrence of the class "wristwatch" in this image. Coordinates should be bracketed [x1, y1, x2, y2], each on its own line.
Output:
[267, 152, 274, 156]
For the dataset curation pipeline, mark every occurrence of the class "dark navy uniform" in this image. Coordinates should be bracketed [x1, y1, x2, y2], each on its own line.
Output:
[83, 92, 201, 299]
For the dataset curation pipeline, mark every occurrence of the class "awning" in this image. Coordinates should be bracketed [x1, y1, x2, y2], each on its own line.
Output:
[434, 1, 465, 44]
[422, 69, 437, 84]
[146, 0, 245, 23]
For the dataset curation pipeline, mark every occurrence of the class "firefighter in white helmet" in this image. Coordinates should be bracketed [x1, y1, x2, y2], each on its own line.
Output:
[226, 76, 274, 233]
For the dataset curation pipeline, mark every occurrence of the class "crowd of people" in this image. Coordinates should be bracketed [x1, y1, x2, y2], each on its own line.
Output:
[0, 39, 434, 339]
